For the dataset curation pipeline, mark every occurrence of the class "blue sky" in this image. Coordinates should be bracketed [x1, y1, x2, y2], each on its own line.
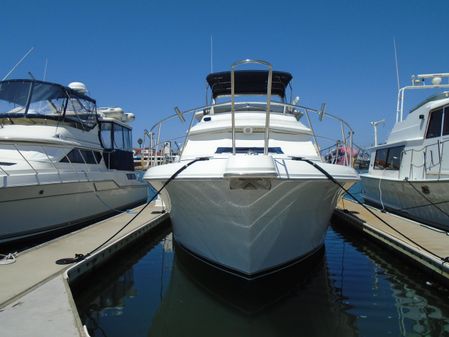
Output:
[2, 0, 449, 148]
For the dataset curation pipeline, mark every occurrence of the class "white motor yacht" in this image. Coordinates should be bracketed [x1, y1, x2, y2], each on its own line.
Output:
[144, 60, 359, 279]
[361, 73, 449, 231]
[0, 79, 148, 244]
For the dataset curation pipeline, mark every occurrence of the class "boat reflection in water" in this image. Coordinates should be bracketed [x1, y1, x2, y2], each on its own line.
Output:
[330, 225, 449, 337]
[149, 242, 357, 337]
[74, 227, 449, 337]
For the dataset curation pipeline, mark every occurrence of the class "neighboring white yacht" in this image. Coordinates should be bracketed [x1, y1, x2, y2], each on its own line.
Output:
[0, 79, 148, 244]
[144, 60, 359, 279]
[361, 73, 449, 231]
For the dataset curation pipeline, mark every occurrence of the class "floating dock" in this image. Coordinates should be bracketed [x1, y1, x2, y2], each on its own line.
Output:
[334, 198, 449, 285]
[0, 203, 168, 337]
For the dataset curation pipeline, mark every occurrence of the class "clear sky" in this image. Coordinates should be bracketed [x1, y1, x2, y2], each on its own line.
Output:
[2, 0, 449, 149]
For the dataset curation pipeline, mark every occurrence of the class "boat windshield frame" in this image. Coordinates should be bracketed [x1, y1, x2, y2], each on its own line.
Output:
[0, 79, 98, 130]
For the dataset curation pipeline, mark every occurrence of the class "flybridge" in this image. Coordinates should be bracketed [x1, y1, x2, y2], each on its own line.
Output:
[396, 73, 449, 123]
[0, 79, 98, 130]
[206, 70, 293, 99]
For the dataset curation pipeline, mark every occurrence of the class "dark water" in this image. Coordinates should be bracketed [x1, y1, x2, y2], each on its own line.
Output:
[73, 221, 449, 337]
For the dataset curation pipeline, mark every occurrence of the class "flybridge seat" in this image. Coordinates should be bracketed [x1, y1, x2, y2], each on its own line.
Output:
[206, 70, 293, 99]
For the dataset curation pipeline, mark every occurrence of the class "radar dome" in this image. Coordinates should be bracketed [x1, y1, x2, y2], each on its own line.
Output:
[68, 82, 88, 94]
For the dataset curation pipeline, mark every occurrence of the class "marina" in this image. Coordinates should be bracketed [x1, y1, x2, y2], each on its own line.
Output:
[334, 198, 449, 285]
[3, 2, 449, 335]
[72, 220, 449, 337]
[0, 202, 168, 337]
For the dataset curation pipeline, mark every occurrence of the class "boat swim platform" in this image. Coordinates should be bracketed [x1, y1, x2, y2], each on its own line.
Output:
[333, 198, 449, 285]
[0, 203, 169, 337]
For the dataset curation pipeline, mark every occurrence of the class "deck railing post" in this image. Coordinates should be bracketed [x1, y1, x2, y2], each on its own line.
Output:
[231, 59, 273, 155]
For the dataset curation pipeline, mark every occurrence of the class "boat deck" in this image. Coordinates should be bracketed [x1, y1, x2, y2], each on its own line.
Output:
[0, 203, 169, 337]
[334, 198, 449, 284]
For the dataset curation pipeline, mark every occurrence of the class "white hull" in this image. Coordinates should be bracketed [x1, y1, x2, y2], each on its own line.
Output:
[0, 179, 147, 243]
[143, 61, 359, 277]
[150, 177, 347, 277]
[361, 175, 449, 231]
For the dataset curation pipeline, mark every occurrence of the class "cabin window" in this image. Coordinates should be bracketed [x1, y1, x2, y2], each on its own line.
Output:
[374, 146, 404, 170]
[100, 123, 113, 149]
[444, 107, 449, 136]
[113, 125, 132, 151]
[60, 148, 102, 164]
[113, 126, 124, 149]
[215, 147, 284, 154]
[386, 146, 403, 170]
[100, 122, 132, 151]
[374, 148, 388, 169]
[426, 108, 443, 138]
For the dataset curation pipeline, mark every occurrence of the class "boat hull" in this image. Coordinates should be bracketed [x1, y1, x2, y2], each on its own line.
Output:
[361, 175, 449, 231]
[150, 178, 347, 278]
[0, 180, 148, 244]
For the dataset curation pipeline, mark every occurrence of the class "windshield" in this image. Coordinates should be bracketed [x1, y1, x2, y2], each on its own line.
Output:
[0, 80, 97, 129]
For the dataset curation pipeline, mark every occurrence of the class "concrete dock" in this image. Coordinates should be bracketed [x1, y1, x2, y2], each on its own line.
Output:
[0, 203, 168, 337]
[334, 198, 449, 285]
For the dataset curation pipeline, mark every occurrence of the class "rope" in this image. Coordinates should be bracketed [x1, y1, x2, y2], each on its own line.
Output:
[291, 157, 449, 264]
[0, 252, 17, 265]
[59, 157, 209, 263]
[404, 178, 449, 219]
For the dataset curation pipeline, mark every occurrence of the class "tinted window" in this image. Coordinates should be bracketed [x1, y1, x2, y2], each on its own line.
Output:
[426, 108, 443, 138]
[215, 147, 284, 154]
[61, 149, 83, 163]
[80, 150, 96, 164]
[386, 146, 403, 170]
[374, 146, 404, 170]
[374, 148, 388, 169]
[61, 148, 102, 164]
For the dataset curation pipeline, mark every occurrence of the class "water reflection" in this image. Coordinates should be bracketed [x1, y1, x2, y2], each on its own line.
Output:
[149, 243, 357, 337]
[73, 225, 449, 337]
[73, 226, 173, 337]
[328, 226, 449, 337]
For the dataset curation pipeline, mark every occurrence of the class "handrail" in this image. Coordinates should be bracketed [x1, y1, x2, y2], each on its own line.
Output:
[14, 144, 38, 176]
[231, 59, 273, 155]
[402, 137, 449, 180]
[41, 145, 62, 182]
[396, 73, 449, 123]
[144, 99, 355, 167]
[0, 143, 106, 182]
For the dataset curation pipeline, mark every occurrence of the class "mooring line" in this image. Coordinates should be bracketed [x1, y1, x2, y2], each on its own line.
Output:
[56, 157, 209, 264]
[291, 157, 449, 264]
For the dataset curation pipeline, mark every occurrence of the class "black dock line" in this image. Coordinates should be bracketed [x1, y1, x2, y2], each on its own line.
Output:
[291, 157, 449, 264]
[56, 157, 209, 265]
[404, 177, 449, 219]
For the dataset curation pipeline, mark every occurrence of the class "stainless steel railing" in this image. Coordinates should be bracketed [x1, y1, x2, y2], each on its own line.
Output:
[0, 142, 106, 182]
[143, 100, 355, 168]
[403, 138, 449, 180]
[231, 59, 273, 155]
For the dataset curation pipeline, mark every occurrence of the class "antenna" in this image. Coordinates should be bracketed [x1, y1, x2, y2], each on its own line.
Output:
[2, 47, 35, 81]
[370, 119, 385, 147]
[43, 58, 48, 81]
[210, 35, 213, 73]
[393, 38, 400, 93]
